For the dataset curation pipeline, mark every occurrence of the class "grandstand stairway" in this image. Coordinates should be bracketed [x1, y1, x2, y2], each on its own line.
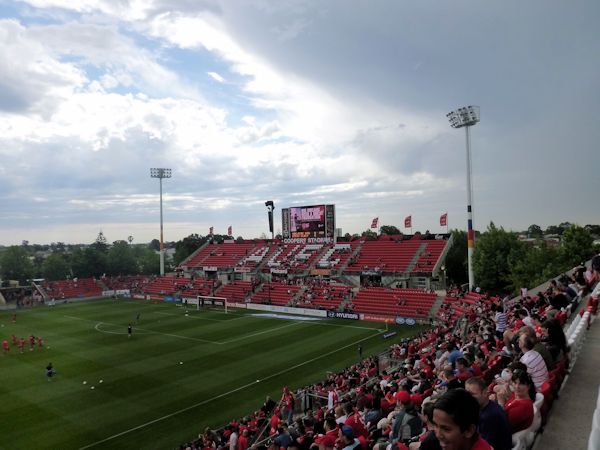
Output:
[428, 291, 447, 318]
[178, 240, 211, 269]
[336, 241, 364, 275]
[403, 242, 428, 274]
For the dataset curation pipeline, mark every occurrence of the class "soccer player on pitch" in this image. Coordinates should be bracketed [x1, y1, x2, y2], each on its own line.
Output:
[128, 323, 132, 338]
[46, 362, 55, 381]
[2, 339, 9, 355]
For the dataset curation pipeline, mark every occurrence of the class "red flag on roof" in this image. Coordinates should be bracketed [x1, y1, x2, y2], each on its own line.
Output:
[404, 215, 412, 228]
[440, 213, 447, 227]
[370, 217, 379, 229]
[227, 225, 232, 236]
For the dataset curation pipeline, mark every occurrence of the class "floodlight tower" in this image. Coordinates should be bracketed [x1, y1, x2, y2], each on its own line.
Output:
[265, 200, 275, 240]
[446, 106, 480, 291]
[150, 168, 172, 276]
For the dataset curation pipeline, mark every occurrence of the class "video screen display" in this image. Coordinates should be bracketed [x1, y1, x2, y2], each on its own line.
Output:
[282, 204, 335, 240]
[290, 205, 325, 234]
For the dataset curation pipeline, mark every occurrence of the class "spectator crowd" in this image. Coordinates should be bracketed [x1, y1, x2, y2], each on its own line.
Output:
[178, 255, 600, 450]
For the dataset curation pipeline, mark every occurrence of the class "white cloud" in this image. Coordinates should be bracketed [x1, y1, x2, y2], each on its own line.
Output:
[0, 0, 597, 245]
[207, 71, 225, 83]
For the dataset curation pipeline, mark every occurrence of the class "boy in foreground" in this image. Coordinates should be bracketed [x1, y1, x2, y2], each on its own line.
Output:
[432, 388, 492, 450]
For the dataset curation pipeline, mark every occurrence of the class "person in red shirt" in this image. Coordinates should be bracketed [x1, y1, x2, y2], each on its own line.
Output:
[37, 337, 44, 348]
[503, 370, 535, 433]
[28, 335, 35, 351]
[237, 429, 249, 450]
[2, 339, 9, 355]
[281, 386, 295, 423]
[11, 334, 17, 346]
[270, 408, 280, 435]
[344, 403, 367, 438]
[433, 389, 493, 450]
[312, 418, 338, 450]
[455, 358, 475, 382]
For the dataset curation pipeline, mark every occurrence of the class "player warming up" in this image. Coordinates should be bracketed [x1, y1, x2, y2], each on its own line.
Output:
[46, 363, 55, 381]
[128, 323, 133, 338]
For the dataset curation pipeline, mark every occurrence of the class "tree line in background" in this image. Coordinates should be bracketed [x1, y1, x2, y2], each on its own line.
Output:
[0, 223, 598, 295]
[449, 223, 598, 294]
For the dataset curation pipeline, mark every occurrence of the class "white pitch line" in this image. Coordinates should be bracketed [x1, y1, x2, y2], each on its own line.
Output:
[154, 311, 224, 322]
[309, 321, 385, 332]
[62, 314, 220, 344]
[78, 330, 382, 450]
[217, 321, 303, 345]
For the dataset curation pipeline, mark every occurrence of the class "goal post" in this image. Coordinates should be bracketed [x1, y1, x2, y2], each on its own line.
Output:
[195, 295, 229, 313]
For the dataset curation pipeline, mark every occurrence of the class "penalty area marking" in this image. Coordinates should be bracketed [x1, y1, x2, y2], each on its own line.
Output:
[77, 330, 382, 450]
[154, 311, 227, 322]
[94, 323, 151, 335]
[63, 314, 220, 344]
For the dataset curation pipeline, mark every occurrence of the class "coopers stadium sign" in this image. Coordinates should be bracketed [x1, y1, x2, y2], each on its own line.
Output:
[327, 311, 359, 320]
[283, 237, 334, 244]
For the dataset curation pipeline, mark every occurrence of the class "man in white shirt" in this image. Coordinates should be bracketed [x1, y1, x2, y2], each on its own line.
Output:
[518, 334, 548, 391]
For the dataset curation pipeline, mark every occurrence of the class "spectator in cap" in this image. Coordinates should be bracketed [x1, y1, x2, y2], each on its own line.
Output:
[339, 426, 361, 450]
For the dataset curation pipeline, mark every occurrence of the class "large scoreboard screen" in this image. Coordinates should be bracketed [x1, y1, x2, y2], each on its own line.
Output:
[282, 204, 335, 241]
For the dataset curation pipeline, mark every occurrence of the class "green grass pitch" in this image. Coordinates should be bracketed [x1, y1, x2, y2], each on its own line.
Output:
[0, 299, 425, 449]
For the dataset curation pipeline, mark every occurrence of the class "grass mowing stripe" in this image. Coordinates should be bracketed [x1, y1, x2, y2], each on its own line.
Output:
[218, 320, 303, 344]
[0, 300, 426, 449]
[77, 328, 382, 449]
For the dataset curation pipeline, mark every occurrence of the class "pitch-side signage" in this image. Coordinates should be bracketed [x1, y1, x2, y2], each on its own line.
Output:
[395, 316, 417, 326]
[327, 311, 359, 320]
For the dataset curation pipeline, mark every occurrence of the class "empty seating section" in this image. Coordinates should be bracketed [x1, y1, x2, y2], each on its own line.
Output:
[414, 240, 447, 272]
[43, 278, 102, 298]
[238, 245, 270, 269]
[351, 287, 436, 318]
[296, 284, 353, 309]
[185, 243, 257, 269]
[182, 238, 448, 274]
[250, 283, 302, 306]
[216, 280, 254, 303]
[346, 240, 422, 273]
[143, 277, 190, 295]
[180, 278, 216, 298]
[316, 243, 358, 269]
[266, 243, 323, 273]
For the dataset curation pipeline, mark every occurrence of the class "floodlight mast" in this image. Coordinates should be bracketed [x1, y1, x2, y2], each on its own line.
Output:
[150, 168, 172, 276]
[446, 106, 480, 291]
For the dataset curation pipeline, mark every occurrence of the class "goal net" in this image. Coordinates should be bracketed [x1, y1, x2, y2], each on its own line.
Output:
[193, 295, 230, 313]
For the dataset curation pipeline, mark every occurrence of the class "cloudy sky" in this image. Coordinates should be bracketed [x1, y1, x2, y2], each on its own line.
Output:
[0, 0, 598, 245]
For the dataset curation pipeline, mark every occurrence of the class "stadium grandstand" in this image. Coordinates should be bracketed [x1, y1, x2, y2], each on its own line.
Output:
[2, 239, 599, 449]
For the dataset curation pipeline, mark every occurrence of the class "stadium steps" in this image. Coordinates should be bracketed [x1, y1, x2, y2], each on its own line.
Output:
[403, 242, 428, 274]
[337, 241, 365, 274]
[177, 239, 211, 269]
[32, 282, 49, 301]
[96, 279, 109, 291]
[428, 291, 447, 317]
[307, 245, 332, 272]
[254, 244, 277, 273]
[430, 233, 453, 276]
[289, 286, 308, 306]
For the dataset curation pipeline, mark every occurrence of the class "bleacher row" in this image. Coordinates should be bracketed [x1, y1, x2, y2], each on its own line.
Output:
[180, 237, 447, 275]
[36, 276, 439, 319]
